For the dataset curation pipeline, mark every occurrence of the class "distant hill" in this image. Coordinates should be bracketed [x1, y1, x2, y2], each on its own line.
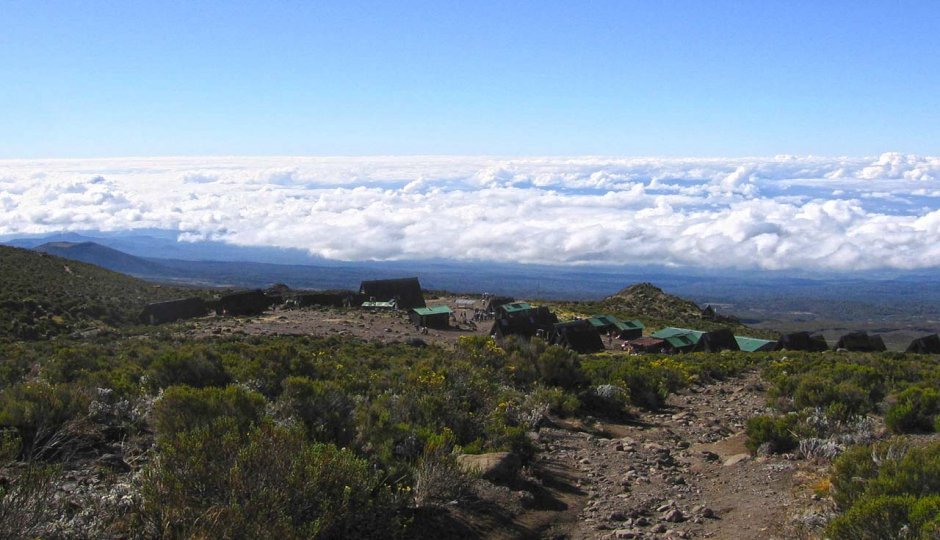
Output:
[0, 245, 205, 341]
[545, 282, 777, 339]
[35, 241, 171, 277]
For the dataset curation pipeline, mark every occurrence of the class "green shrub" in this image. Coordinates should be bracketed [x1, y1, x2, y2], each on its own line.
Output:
[885, 386, 940, 434]
[277, 377, 356, 446]
[145, 348, 230, 391]
[0, 382, 89, 458]
[153, 385, 266, 440]
[745, 415, 798, 454]
[825, 495, 915, 540]
[831, 439, 940, 510]
[535, 347, 587, 390]
[132, 419, 396, 539]
[0, 432, 61, 539]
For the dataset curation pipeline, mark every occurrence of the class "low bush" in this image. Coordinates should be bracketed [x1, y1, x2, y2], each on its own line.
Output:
[885, 386, 940, 434]
[131, 419, 397, 539]
[276, 377, 356, 446]
[145, 348, 230, 391]
[745, 414, 799, 454]
[153, 385, 266, 440]
[0, 382, 90, 458]
[0, 432, 60, 540]
[535, 347, 587, 390]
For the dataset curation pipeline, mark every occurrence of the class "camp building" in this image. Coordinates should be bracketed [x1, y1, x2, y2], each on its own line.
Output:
[410, 306, 453, 329]
[215, 289, 271, 316]
[361, 301, 396, 309]
[777, 331, 829, 352]
[139, 297, 207, 325]
[650, 327, 705, 353]
[649, 327, 755, 354]
[550, 320, 605, 353]
[835, 332, 886, 352]
[588, 315, 644, 340]
[490, 304, 558, 339]
[906, 334, 940, 354]
[692, 329, 741, 353]
[359, 278, 426, 310]
[734, 336, 778, 352]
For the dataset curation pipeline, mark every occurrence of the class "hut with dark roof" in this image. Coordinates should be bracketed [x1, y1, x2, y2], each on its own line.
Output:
[905, 334, 940, 354]
[589, 314, 644, 340]
[484, 295, 516, 313]
[835, 332, 886, 352]
[296, 291, 360, 308]
[691, 329, 741, 353]
[777, 331, 830, 352]
[359, 278, 426, 310]
[216, 289, 271, 316]
[490, 305, 559, 340]
[550, 320, 605, 354]
[139, 297, 208, 325]
[627, 336, 667, 353]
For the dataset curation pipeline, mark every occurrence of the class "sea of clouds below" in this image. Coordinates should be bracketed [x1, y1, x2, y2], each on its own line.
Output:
[2, 153, 940, 272]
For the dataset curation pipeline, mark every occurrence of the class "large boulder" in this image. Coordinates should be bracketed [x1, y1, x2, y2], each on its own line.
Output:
[456, 452, 521, 482]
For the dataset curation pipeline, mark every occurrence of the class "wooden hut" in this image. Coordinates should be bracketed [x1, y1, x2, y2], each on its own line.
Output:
[835, 332, 886, 352]
[139, 297, 207, 325]
[905, 334, 940, 354]
[550, 320, 605, 354]
[359, 278, 426, 310]
[410, 306, 453, 329]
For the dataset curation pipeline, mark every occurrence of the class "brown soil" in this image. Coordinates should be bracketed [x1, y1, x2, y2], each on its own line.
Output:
[401, 372, 828, 540]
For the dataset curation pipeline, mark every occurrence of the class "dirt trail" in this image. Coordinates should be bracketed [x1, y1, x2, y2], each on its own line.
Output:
[510, 372, 823, 539]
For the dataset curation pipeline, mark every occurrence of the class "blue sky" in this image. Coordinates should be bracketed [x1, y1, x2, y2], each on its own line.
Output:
[2, 1, 938, 158]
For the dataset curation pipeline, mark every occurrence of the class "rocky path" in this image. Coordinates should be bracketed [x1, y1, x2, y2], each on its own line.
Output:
[524, 372, 822, 540]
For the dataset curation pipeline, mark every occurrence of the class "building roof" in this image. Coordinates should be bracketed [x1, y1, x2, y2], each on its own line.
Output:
[734, 336, 777, 352]
[665, 334, 699, 349]
[550, 319, 605, 353]
[623, 319, 645, 330]
[629, 337, 665, 348]
[359, 277, 426, 309]
[588, 314, 642, 331]
[362, 301, 395, 308]
[413, 306, 453, 316]
[906, 334, 940, 354]
[500, 302, 532, 313]
[651, 327, 704, 341]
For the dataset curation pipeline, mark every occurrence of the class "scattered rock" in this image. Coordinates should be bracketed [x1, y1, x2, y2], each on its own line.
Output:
[723, 453, 751, 467]
[456, 452, 521, 482]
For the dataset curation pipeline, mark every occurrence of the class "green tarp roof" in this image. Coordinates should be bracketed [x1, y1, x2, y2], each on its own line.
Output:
[734, 336, 776, 352]
[665, 334, 698, 349]
[413, 306, 453, 316]
[651, 327, 705, 341]
[588, 314, 645, 331]
[500, 302, 532, 313]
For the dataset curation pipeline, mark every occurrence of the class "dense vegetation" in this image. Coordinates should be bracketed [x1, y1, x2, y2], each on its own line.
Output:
[0, 326, 788, 538]
[0, 246, 206, 341]
[741, 350, 940, 538]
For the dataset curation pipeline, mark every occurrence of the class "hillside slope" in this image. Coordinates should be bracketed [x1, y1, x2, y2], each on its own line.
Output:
[35, 241, 171, 276]
[0, 245, 204, 340]
[546, 282, 777, 339]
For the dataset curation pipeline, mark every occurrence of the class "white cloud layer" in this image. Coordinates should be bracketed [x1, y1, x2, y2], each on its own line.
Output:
[3, 153, 940, 271]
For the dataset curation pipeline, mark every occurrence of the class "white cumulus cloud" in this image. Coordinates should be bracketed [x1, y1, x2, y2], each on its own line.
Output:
[2, 153, 940, 271]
